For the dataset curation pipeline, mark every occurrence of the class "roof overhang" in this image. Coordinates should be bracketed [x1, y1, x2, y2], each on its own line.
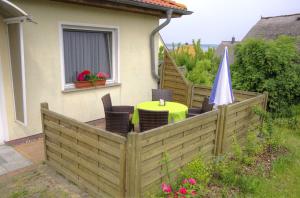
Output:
[0, 0, 29, 19]
[52, 0, 193, 18]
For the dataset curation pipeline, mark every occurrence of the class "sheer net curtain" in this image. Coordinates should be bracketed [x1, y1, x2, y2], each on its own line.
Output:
[63, 29, 112, 83]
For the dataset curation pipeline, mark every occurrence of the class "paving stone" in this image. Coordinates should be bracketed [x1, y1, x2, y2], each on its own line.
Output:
[0, 156, 7, 165]
[0, 166, 7, 175]
[0, 145, 32, 174]
[2, 160, 32, 172]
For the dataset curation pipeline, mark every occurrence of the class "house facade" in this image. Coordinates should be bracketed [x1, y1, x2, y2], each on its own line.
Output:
[0, 0, 190, 143]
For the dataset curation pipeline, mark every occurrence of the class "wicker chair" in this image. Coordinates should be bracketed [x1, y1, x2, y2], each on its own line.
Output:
[188, 97, 214, 118]
[105, 111, 132, 134]
[101, 94, 134, 133]
[138, 109, 169, 132]
[152, 89, 173, 101]
[102, 94, 134, 114]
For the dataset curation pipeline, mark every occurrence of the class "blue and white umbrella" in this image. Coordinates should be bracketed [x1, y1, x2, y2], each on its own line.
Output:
[209, 46, 234, 106]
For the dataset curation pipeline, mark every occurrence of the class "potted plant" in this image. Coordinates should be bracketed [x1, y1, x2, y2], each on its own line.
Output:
[74, 70, 110, 88]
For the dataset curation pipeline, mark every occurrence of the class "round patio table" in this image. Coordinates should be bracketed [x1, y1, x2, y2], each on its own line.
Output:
[132, 101, 188, 126]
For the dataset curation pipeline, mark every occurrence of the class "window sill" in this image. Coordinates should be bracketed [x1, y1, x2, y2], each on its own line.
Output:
[62, 82, 121, 93]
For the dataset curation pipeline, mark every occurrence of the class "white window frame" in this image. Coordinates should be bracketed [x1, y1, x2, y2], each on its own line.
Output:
[6, 19, 27, 126]
[0, 54, 9, 143]
[59, 22, 120, 90]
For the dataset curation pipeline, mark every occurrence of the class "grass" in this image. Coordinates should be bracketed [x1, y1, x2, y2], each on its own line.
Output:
[245, 119, 300, 198]
[156, 105, 300, 198]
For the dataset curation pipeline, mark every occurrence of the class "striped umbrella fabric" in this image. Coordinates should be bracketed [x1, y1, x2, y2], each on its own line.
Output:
[209, 46, 234, 106]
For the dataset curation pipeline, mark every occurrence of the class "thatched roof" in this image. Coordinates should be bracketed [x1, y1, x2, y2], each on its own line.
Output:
[243, 13, 300, 41]
[215, 38, 239, 65]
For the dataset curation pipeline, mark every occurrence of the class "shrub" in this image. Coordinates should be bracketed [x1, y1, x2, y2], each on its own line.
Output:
[168, 39, 220, 86]
[232, 36, 300, 116]
[180, 156, 211, 187]
[186, 59, 215, 85]
[253, 107, 285, 150]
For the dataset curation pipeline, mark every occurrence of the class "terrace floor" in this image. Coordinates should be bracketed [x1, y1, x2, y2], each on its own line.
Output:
[86, 118, 106, 129]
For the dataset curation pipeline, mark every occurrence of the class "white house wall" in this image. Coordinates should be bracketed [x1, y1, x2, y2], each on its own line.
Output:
[3, 0, 159, 140]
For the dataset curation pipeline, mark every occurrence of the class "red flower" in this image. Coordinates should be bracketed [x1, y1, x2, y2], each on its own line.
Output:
[179, 187, 187, 194]
[188, 178, 196, 185]
[77, 70, 91, 81]
[161, 183, 172, 194]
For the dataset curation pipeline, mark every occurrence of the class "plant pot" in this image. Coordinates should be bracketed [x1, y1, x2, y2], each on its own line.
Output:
[74, 80, 106, 88]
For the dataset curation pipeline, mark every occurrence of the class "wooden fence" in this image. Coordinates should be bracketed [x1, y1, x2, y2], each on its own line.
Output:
[42, 89, 267, 197]
[220, 94, 267, 153]
[127, 110, 220, 197]
[41, 103, 127, 198]
[191, 85, 260, 108]
[160, 51, 192, 107]
[41, 50, 268, 197]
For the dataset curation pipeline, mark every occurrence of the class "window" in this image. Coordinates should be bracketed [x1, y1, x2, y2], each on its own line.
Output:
[61, 24, 118, 89]
[7, 22, 27, 125]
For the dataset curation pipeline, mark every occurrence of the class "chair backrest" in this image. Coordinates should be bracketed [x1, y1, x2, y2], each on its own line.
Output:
[105, 111, 130, 133]
[152, 89, 173, 101]
[201, 97, 214, 113]
[101, 94, 112, 112]
[138, 109, 169, 132]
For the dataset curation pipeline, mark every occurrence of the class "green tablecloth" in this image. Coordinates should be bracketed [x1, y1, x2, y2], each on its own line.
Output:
[132, 101, 188, 125]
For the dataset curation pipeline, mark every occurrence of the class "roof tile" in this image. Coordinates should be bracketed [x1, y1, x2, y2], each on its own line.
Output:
[142, 0, 187, 10]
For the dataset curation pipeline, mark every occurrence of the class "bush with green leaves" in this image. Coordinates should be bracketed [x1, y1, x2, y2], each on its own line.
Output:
[167, 39, 219, 86]
[180, 156, 211, 188]
[232, 36, 300, 116]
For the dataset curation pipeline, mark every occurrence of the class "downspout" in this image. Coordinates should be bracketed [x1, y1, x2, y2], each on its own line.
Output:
[150, 9, 173, 82]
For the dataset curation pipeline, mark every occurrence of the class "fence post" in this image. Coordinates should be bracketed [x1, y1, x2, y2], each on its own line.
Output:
[215, 105, 228, 155]
[263, 91, 269, 111]
[40, 103, 49, 161]
[126, 132, 141, 198]
[187, 84, 194, 108]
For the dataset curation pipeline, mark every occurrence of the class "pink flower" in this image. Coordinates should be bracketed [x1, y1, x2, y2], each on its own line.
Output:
[161, 183, 172, 194]
[188, 178, 196, 185]
[104, 73, 110, 78]
[191, 190, 197, 196]
[97, 72, 105, 78]
[97, 72, 110, 79]
[182, 179, 188, 184]
[179, 187, 187, 195]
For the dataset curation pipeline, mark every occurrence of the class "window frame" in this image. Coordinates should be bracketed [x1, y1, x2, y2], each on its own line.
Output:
[6, 20, 27, 126]
[59, 22, 120, 90]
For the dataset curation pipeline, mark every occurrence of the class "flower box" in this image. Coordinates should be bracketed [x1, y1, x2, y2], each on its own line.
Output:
[74, 79, 106, 88]
[74, 70, 109, 89]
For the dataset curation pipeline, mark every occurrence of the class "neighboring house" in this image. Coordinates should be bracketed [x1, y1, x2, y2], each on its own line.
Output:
[243, 13, 300, 50]
[215, 37, 239, 65]
[0, 0, 191, 143]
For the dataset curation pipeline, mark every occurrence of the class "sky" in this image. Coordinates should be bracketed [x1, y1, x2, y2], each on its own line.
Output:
[160, 0, 300, 45]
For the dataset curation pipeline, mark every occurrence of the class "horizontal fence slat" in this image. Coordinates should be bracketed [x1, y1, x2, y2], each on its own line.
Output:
[140, 110, 218, 141]
[42, 108, 126, 143]
[44, 128, 120, 172]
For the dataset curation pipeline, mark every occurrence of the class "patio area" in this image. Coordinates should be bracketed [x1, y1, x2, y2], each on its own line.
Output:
[36, 51, 268, 197]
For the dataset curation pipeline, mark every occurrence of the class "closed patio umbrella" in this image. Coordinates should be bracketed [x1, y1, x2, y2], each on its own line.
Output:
[209, 46, 234, 106]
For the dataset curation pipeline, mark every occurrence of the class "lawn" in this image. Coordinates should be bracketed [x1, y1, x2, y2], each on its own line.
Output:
[246, 114, 300, 197]
[157, 106, 300, 198]
[218, 106, 300, 198]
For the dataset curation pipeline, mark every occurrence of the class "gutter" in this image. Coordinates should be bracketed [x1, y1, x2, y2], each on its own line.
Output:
[105, 0, 192, 16]
[150, 9, 173, 82]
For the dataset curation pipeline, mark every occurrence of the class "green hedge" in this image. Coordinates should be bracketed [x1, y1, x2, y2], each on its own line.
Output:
[232, 36, 300, 116]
